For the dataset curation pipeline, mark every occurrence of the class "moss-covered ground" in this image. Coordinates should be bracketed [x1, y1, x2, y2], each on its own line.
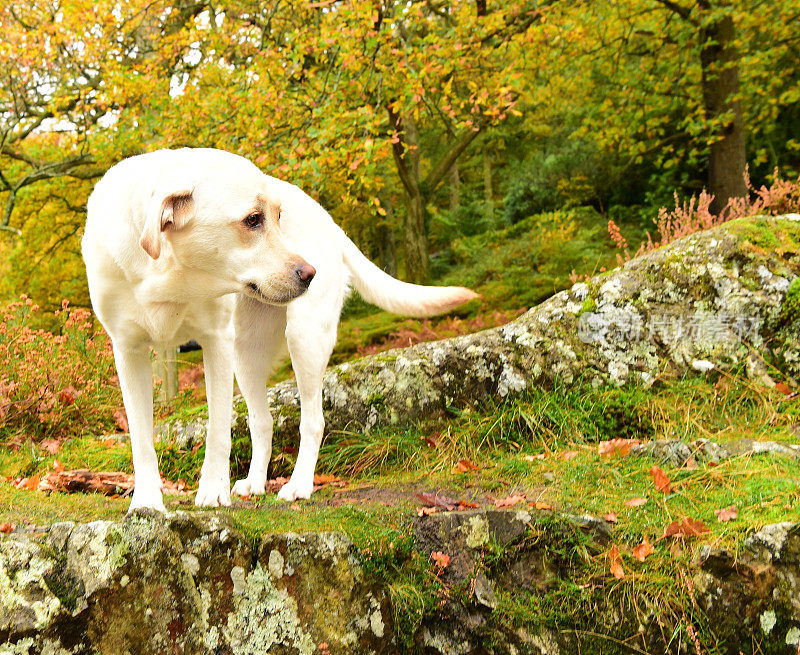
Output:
[1, 369, 798, 651]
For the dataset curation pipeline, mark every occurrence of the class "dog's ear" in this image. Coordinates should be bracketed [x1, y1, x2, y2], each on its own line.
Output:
[139, 188, 195, 260]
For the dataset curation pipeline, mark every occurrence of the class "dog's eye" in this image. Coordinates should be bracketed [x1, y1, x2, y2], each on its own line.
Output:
[243, 212, 264, 229]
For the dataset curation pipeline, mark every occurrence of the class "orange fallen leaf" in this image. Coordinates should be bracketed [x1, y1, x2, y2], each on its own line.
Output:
[531, 501, 553, 510]
[451, 458, 480, 474]
[603, 512, 618, 523]
[417, 506, 438, 517]
[625, 497, 647, 507]
[18, 475, 40, 491]
[313, 473, 338, 485]
[714, 505, 738, 522]
[775, 381, 792, 395]
[40, 439, 60, 455]
[494, 494, 525, 508]
[663, 518, 709, 539]
[649, 466, 672, 494]
[431, 551, 450, 568]
[561, 450, 579, 460]
[0, 523, 14, 533]
[632, 537, 654, 562]
[113, 409, 129, 432]
[101, 437, 117, 447]
[598, 438, 641, 458]
[608, 545, 624, 579]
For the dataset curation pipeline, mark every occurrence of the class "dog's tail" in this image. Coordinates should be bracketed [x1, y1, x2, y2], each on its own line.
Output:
[340, 230, 479, 317]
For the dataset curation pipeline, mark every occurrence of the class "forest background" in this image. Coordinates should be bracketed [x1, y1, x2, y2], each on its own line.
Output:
[1, 0, 799, 313]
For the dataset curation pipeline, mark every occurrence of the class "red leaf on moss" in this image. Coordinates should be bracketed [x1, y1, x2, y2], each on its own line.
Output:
[663, 518, 709, 539]
[608, 545, 624, 579]
[649, 466, 672, 493]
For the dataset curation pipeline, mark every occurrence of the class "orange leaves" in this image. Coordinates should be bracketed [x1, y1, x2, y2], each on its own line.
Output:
[431, 551, 450, 569]
[494, 494, 526, 508]
[0, 523, 14, 534]
[714, 505, 738, 522]
[649, 466, 672, 494]
[632, 537, 654, 562]
[625, 497, 647, 508]
[663, 518, 709, 539]
[451, 458, 480, 474]
[608, 545, 624, 579]
[598, 438, 641, 458]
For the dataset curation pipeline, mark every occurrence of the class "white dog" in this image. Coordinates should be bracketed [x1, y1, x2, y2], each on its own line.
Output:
[82, 148, 477, 512]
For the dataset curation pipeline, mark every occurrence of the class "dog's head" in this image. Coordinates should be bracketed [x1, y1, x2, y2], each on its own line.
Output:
[138, 158, 314, 305]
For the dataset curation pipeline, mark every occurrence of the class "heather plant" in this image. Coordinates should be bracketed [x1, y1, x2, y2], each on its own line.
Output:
[0, 297, 121, 443]
[608, 169, 800, 264]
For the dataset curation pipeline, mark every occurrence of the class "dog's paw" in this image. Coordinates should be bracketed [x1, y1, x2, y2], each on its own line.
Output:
[128, 486, 166, 514]
[232, 477, 266, 497]
[195, 476, 232, 507]
[276, 476, 314, 501]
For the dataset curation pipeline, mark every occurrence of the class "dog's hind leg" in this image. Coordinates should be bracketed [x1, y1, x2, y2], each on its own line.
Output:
[113, 344, 165, 512]
[276, 305, 338, 502]
[194, 327, 235, 507]
[232, 296, 288, 497]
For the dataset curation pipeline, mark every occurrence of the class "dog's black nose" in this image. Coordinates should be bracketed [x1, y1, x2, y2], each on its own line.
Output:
[296, 264, 316, 285]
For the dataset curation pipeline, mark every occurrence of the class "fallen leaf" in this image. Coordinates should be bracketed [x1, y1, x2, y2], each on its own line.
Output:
[523, 453, 547, 462]
[101, 437, 117, 447]
[608, 545, 625, 579]
[40, 439, 60, 455]
[52, 460, 64, 473]
[267, 477, 290, 492]
[649, 465, 672, 494]
[598, 438, 641, 458]
[451, 458, 480, 474]
[113, 409, 129, 432]
[417, 506, 438, 517]
[603, 512, 618, 523]
[431, 551, 450, 568]
[457, 500, 480, 509]
[423, 433, 441, 448]
[494, 494, 526, 508]
[37, 470, 133, 495]
[625, 497, 648, 507]
[531, 501, 553, 510]
[313, 473, 339, 485]
[0, 523, 14, 533]
[632, 537, 654, 562]
[17, 475, 40, 491]
[561, 450, 579, 460]
[416, 492, 458, 511]
[775, 381, 792, 395]
[663, 518, 709, 539]
[714, 505, 738, 522]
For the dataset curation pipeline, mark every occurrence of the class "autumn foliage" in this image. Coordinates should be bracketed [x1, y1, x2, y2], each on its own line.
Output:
[0, 297, 120, 442]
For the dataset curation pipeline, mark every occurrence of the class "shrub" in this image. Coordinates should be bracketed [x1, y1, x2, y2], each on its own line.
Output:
[610, 168, 800, 264]
[0, 297, 121, 442]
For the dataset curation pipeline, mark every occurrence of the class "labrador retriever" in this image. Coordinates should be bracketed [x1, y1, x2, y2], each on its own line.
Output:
[83, 148, 477, 512]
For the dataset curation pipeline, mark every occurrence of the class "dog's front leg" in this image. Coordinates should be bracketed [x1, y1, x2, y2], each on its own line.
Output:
[195, 330, 234, 507]
[276, 322, 336, 501]
[114, 344, 165, 512]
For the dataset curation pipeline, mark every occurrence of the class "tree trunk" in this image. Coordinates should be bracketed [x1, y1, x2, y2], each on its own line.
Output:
[404, 192, 430, 283]
[449, 162, 460, 213]
[400, 115, 430, 283]
[375, 197, 397, 277]
[698, 1, 747, 214]
[483, 151, 495, 219]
